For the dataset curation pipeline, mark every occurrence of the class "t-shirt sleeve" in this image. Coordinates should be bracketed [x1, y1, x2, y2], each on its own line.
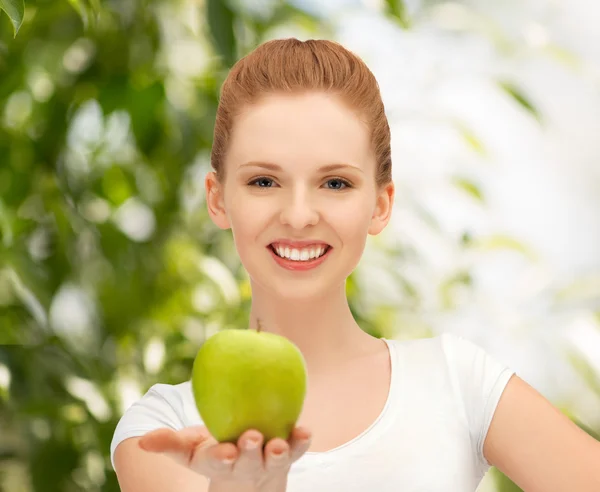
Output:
[110, 384, 187, 472]
[440, 333, 516, 470]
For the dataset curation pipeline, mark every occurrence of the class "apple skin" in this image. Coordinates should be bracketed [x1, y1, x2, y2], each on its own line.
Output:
[191, 328, 307, 443]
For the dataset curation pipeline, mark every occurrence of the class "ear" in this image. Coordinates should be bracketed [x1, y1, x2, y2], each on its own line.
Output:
[205, 171, 231, 230]
[368, 180, 394, 236]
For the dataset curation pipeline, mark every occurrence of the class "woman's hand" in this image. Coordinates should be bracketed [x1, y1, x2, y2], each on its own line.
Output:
[138, 425, 312, 491]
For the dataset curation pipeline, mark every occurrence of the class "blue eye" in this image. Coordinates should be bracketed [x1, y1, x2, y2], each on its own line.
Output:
[248, 177, 353, 190]
[326, 178, 351, 190]
[249, 177, 275, 188]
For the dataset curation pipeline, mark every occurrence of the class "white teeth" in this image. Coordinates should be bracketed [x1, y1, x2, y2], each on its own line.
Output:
[273, 245, 328, 261]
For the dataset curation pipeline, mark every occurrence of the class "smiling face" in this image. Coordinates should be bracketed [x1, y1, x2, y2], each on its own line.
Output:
[205, 91, 394, 301]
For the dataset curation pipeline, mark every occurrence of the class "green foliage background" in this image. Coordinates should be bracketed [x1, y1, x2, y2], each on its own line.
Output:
[1, 1, 599, 491]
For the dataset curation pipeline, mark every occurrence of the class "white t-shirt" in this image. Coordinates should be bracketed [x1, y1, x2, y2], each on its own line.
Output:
[110, 333, 515, 491]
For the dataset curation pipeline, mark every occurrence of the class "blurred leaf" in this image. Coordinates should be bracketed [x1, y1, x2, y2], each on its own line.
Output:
[30, 437, 79, 492]
[207, 0, 237, 67]
[461, 231, 473, 246]
[127, 82, 164, 154]
[439, 271, 472, 309]
[457, 124, 486, 156]
[264, 2, 321, 31]
[412, 200, 441, 231]
[499, 81, 541, 121]
[491, 467, 523, 492]
[452, 176, 485, 202]
[572, 417, 600, 442]
[67, 0, 89, 29]
[88, 0, 101, 14]
[101, 166, 135, 206]
[384, 0, 410, 29]
[0, 0, 24, 37]
[553, 273, 600, 309]
[67, 0, 101, 31]
[3, 265, 49, 330]
[469, 234, 537, 260]
[564, 346, 600, 396]
[544, 44, 581, 70]
[346, 273, 358, 298]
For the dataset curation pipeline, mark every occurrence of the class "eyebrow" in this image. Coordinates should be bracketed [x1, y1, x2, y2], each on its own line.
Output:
[239, 161, 364, 174]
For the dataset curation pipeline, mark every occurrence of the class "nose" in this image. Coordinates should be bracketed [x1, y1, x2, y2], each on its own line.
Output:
[279, 187, 319, 229]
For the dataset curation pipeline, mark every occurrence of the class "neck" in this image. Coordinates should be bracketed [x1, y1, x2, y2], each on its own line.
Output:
[247, 280, 380, 373]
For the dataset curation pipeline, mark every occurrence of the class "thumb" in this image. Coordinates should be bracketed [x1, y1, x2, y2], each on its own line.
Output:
[139, 426, 215, 467]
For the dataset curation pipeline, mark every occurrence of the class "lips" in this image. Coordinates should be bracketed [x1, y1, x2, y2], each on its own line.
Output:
[268, 242, 333, 271]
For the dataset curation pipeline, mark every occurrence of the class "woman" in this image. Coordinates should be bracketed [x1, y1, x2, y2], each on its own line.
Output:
[110, 38, 600, 492]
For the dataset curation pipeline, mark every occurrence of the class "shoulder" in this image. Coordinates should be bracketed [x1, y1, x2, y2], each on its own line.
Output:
[387, 332, 514, 390]
[147, 380, 194, 408]
[113, 380, 193, 432]
[385, 332, 485, 364]
[428, 332, 515, 410]
[388, 333, 515, 469]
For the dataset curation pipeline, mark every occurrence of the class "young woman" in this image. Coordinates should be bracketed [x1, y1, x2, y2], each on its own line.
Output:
[110, 38, 600, 492]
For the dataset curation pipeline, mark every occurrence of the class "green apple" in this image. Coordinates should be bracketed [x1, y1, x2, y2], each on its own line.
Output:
[191, 322, 307, 443]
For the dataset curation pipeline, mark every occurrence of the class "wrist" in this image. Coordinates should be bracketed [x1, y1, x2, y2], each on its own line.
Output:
[207, 470, 289, 492]
[256, 472, 289, 492]
[208, 478, 257, 492]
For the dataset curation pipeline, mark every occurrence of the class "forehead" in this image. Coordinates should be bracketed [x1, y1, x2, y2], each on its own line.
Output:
[226, 92, 373, 171]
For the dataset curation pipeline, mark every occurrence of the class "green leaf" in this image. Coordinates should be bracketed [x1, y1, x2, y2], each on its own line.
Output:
[452, 176, 485, 202]
[565, 346, 600, 396]
[439, 271, 472, 309]
[553, 273, 600, 306]
[67, 0, 100, 30]
[0, 0, 24, 37]
[499, 81, 541, 121]
[66, 0, 90, 30]
[384, 0, 410, 29]
[491, 467, 523, 492]
[470, 234, 537, 260]
[456, 124, 486, 156]
[206, 0, 237, 68]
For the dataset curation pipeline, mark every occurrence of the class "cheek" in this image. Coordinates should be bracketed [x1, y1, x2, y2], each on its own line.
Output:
[327, 198, 374, 234]
[227, 193, 270, 247]
[229, 187, 271, 213]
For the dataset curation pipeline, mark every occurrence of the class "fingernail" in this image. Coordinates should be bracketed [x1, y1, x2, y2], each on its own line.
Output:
[245, 438, 260, 450]
[222, 457, 235, 465]
[271, 449, 286, 460]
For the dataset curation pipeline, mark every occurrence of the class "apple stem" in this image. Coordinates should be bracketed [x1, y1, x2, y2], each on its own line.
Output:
[257, 318, 262, 333]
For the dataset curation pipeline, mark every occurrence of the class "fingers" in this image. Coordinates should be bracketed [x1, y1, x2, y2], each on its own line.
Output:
[139, 426, 212, 452]
[139, 426, 220, 468]
[190, 440, 239, 477]
[138, 427, 208, 466]
[254, 426, 312, 473]
[233, 429, 264, 478]
[264, 437, 291, 473]
[288, 426, 312, 463]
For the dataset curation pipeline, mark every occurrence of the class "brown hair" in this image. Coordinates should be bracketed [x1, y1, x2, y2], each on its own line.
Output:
[211, 38, 392, 188]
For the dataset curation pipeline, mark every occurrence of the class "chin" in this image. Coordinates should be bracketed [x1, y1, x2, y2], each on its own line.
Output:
[252, 276, 340, 304]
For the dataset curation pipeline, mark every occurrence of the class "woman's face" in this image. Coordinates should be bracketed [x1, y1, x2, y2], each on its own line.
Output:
[206, 91, 394, 301]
